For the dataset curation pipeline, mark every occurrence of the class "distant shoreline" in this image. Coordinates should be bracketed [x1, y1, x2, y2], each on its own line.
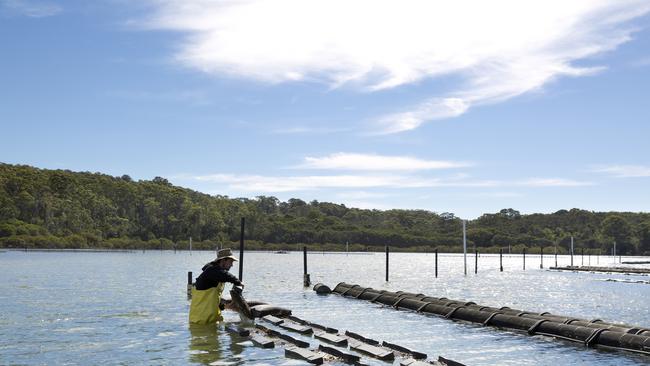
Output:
[2, 247, 646, 258]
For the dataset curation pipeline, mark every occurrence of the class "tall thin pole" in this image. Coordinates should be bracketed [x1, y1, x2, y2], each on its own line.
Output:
[570, 236, 574, 267]
[554, 245, 558, 267]
[581, 248, 584, 266]
[540, 246, 544, 269]
[303, 246, 308, 277]
[189, 236, 192, 255]
[435, 248, 438, 278]
[385, 245, 389, 282]
[239, 217, 245, 281]
[303, 246, 310, 286]
[613, 241, 617, 263]
[187, 271, 193, 300]
[499, 248, 503, 272]
[474, 249, 478, 274]
[463, 220, 467, 276]
[523, 248, 526, 270]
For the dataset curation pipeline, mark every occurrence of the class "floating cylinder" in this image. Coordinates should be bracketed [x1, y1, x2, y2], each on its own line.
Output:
[313, 283, 332, 294]
[328, 283, 650, 355]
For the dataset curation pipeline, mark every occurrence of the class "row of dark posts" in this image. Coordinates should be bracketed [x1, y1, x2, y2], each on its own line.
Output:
[300, 245, 600, 284]
[383, 245, 597, 281]
[205, 217, 600, 286]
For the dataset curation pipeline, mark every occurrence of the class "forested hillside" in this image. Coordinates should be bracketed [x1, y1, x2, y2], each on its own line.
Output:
[1, 163, 649, 254]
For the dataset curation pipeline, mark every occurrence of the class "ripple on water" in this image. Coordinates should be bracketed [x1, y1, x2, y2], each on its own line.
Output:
[2, 251, 650, 366]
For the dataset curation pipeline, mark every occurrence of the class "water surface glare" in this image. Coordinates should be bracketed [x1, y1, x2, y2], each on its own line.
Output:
[1, 250, 649, 365]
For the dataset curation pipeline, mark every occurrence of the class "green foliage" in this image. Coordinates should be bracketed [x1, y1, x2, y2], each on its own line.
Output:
[1, 163, 649, 253]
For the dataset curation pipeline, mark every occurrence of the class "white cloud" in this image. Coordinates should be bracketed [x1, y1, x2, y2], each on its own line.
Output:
[1, 0, 62, 17]
[192, 173, 442, 192]
[374, 98, 469, 134]
[180, 173, 591, 192]
[139, 0, 650, 133]
[592, 165, 650, 177]
[297, 153, 471, 171]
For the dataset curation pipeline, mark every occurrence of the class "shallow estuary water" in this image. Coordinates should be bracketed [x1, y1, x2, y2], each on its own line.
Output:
[1, 250, 650, 365]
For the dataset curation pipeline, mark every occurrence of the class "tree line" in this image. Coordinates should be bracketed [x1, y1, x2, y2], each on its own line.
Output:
[1, 163, 649, 254]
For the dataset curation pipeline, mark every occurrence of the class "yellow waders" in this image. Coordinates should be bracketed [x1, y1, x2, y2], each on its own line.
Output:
[189, 282, 225, 325]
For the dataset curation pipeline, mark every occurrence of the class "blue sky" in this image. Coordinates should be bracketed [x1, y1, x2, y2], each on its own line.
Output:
[1, 0, 650, 219]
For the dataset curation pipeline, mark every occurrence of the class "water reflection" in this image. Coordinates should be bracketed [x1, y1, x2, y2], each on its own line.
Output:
[188, 324, 221, 365]
[4, 251, 650, 366]
[188, 323, 245, 365]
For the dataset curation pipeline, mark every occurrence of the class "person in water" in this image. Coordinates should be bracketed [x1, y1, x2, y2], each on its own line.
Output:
[189, 248, 244, 325]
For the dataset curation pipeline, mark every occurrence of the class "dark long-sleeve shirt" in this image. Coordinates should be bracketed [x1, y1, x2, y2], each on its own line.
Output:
[194, 263, 242, 290]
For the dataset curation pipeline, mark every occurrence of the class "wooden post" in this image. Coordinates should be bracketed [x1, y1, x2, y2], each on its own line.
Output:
[499, 248, 503, 272]
[187, 271, 193, 300]
[523, 248, 526, 271]
[540, 246, 544, 269]
[239, 217, 245, 281]
[571, 236, 574, 267]
[385, 245, 389, 282]
[474, 249, 478, 274]
[303, 246, 310, 286]
[581, 248, 584, 266]
[435, 248, 438, 278]
[554, 245, 558, 267]
[463, 220, 467, 276]
[303, 245, 307, 277]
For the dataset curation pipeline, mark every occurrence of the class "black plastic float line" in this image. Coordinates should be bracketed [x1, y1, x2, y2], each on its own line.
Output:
[550, 266, 650, 275]
[332, 283, 646, 334]
[328, 282, 650, 356]
[335, 283, 650, 353]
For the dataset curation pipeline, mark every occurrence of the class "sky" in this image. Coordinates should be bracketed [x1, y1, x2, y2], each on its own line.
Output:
[1, 0, 650, 219]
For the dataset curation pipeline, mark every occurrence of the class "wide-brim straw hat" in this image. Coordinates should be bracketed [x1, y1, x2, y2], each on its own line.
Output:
[214, 248, 238, 262]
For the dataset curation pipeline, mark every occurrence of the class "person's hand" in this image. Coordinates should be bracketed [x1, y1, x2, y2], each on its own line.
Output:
[238, 282, 245, 289]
